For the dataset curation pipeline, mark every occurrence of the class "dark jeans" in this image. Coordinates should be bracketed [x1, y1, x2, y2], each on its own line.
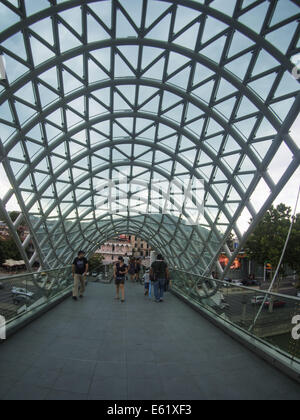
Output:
[153, 278, 166, 301]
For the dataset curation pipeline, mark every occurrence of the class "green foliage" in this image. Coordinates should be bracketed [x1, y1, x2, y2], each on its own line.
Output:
[0, 236, 22, 264]
[0, 211, 24, 265]
[226, 232, 234, 251]
[0, 211, 27, 265]
[0, 210, 21, 223]
[88, 254, 104, 272]
[9, 211, 21, 223]
[0, 242, 5, 265]
[285, 214, 300, 283]
[245, 203, 300, 277]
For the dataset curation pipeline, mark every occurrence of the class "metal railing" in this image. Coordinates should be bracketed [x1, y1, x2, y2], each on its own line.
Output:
[0, 266, 73, 335]
[89, 264, 114, 283]
[170, 268, 300, 377]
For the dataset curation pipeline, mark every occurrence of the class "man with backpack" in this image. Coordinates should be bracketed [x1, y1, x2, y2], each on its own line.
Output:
[150, 254, 169, 303]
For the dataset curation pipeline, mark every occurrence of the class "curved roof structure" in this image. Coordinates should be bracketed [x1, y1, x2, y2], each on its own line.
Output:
[0, 0, 299, 273]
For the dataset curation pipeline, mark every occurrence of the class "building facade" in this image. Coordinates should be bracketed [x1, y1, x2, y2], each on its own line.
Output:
[95, 235, 151, 266]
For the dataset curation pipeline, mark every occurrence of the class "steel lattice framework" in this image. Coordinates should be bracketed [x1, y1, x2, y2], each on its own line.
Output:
[0, 0, 299, 274]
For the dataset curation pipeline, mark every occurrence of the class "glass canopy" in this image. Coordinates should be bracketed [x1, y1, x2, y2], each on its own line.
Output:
[0, 0, 299, 273]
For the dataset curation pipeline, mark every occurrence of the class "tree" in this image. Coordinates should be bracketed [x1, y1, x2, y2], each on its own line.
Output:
[285, 213, 300, 287]
[244, 204, 292, 281]
[9, 211, 21, 223]
[88, 254, 104, 272]
[0, 241, 5, 265]
[0, 236, 22, 263]
[0, 210, 21, 223]
[226, 232, 235, 252]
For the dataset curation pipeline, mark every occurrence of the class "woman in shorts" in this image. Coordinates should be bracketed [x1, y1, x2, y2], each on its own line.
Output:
[114, 256, 128, 302]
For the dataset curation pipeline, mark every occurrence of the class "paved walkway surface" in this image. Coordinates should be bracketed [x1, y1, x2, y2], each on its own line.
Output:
[0, 282, 300, 400]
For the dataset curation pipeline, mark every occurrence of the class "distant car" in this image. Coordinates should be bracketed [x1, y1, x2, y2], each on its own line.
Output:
[13, 294, 33, 305]
[264, 299, 286, 309]
[221, 278, 232, 286]
[91, 272, 98, 277]
[11, 287, 34, 298]
[243, 279, 260, 287]
[231, 280, 243, 287]
[251, 296, 266, 305]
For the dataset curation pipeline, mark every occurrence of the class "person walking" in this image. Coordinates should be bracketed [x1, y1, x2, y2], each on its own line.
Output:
[123, 253, 129, 266]
[150, 254, 169, 303]
[128, 257, 136, 282]
[72, 250, 89, 301]
[135, 258, 142, 283]
[114, 256, 128, 302]
[143, 268, 150, 296]
[123, 253, 129, 282]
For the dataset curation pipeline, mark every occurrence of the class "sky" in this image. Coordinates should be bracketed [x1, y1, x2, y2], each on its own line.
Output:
[0, 0, 299, 236]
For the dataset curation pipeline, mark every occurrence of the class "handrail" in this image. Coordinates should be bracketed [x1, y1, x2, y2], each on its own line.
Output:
[169, 267, 300, 302]
[0, 265, 72, 282]
[169, 266, 300, 380]
[0, 265, 73, 337]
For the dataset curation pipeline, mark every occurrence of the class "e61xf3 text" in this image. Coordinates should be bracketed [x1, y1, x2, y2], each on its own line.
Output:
[151, 405, 192, 416]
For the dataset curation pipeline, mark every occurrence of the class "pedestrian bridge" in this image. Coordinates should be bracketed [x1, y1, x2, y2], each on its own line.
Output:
[0, 0, 299, 277]
[0, 0, 300, 401]
[0, 269, 300, 400]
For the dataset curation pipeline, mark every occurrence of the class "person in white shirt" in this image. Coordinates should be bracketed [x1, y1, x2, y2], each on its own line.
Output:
[143, 269, 150, 296]
[123, 253, 129, 281]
